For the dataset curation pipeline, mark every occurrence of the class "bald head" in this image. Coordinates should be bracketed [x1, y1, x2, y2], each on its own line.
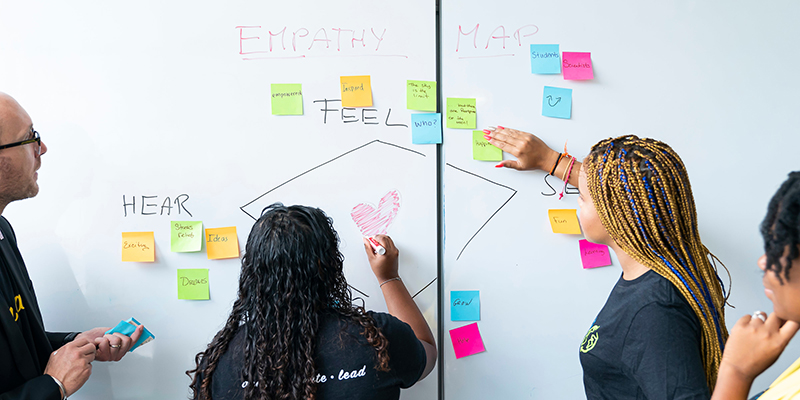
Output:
[0, 93, 31, 144]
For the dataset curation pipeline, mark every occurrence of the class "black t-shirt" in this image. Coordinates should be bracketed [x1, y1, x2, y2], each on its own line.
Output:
[203, 311, 426, 400]
[579, 270, 710, 400]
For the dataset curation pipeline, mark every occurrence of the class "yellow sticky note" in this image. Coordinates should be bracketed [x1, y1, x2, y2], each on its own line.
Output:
[548, 209, 582, 234]
[206, 227, 240, 260]
[122, 232, 155, 262]
[340, 75, 372, 107]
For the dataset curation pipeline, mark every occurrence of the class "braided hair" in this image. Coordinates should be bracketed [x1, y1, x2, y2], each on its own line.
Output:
[761, 172, 800, 283]
[188, 203, 390, 400]
[584, 135, 728, 390]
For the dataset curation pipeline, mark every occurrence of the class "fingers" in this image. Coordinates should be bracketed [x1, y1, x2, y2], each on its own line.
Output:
[362, 237, 376, 259]
[495, 160, 520, 170]
[128, 325, 144, 350]
[780, 320, 800, 341]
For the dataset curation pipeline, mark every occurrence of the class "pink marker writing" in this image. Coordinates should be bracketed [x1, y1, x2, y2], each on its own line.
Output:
[367, 237, 386, 255]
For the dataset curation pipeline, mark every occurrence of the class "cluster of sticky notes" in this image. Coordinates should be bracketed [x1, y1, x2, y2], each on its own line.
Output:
[472, 131, 501, 161]
[177, 268, 210, 300]
[579, 239, 612, 269]
[530, 45, 594, 80]
[122, 224, 240, 262]
[271, 83, 304, 115]
[106, 318, 155, 352]
[451, 291, 480, 321]
[548, 209, 582, 234]
[446, 98, 477, 129]
[449, 322, 486, 359]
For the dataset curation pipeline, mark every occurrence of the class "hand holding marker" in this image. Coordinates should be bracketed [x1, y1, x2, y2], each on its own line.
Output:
[367, 236, 386, 255]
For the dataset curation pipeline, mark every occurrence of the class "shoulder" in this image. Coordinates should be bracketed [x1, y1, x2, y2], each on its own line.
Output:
[366, 311, 416, 340]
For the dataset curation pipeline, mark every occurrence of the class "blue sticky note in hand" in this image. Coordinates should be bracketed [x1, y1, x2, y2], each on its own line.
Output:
[105, 317, 155, 352]
[411, 113, 442, 144]
[531, 44, 561, 74]
[542, 86, 572, 119]
[451, 290, 480, 321]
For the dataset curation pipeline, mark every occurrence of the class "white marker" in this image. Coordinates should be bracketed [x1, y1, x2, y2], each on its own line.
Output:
[367, 236, 386, 255]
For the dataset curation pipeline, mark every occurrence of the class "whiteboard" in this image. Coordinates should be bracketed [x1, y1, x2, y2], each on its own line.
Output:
[441, 1, 800, 399]
[0, 1, 437, 399]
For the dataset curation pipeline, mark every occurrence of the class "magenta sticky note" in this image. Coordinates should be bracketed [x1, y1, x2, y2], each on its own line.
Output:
[562, 52, 594, 80]
[579, 239, 612, 269]
[449, 322, 486, 359]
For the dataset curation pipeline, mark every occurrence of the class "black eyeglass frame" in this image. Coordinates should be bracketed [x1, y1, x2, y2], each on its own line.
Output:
[0, 130, 41, 155]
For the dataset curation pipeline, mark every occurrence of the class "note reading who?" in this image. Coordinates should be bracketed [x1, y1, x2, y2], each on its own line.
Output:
[171, 221, 203, 252]
[340, 75, 373, 107]
[542, 86, 573, 119]
[121, 232, 155, 262]
[177, 269, 210, 300]
[579, 239, 612, 269]
[530, 44, 561, 74]
[451, 291, 480, 321]
[472, 131, 502, 161]
[449, 322, 486, 359]
[548, 209, 582, 234]
[562, 52, 594, 80]
[411, 113, 442, 144]
[446, 98, 476, 129]
[271, 83, 303, 115]
[206, 226, 240, 260]
[407, 80, 436, 111]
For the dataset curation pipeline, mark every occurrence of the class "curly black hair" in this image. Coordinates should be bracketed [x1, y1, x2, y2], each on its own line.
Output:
[760, 172, 800, 283]
[188, 203, 390, 400]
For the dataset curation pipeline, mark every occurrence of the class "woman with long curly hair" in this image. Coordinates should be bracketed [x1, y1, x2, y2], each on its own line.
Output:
[188, 203, 436, 400]
[485, 127, 729, 399]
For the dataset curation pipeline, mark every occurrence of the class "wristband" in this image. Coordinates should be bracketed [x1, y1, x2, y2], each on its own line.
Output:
[549, 152, 562, 176]
[48, 375, 68, 400]
[379, 277, 402, 287]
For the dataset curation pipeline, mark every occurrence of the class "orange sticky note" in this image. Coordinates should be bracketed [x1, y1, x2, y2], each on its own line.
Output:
[122, 232, 155, 262]
[206, 227, 240, 260]
[548, 209, 582, 234]
[340, 75, 372, 107]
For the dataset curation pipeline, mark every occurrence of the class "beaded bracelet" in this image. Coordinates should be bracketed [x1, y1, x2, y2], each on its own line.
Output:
[559, 156, 576, 200]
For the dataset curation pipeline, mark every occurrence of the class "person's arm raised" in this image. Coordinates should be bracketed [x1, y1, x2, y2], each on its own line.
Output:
[363, 235, 437, 380]
[486, 126, 580, 188]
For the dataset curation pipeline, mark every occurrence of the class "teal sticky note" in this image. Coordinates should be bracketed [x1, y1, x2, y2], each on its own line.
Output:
[531, 44, 561, 74]
[412, 113, 442, 144]
[542, 86, 572, 119]
[105, 318, 155, 352]
[451, 290, 480, 321]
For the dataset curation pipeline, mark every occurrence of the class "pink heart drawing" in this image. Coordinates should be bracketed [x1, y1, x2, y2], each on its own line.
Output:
[351, 190, 401, 236]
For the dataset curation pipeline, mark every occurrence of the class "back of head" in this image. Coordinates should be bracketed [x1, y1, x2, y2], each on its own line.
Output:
[584, 135, 727, 390]
[761, 172, 800, 282]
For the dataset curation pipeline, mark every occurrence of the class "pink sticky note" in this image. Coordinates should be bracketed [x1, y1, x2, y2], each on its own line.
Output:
[449, 322, 486, 359]
[562, 52, 593, 80]
[579, 239, 612, 269]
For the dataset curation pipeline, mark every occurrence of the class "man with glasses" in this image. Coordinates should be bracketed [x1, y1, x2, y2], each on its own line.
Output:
[0, 93, 142, 400]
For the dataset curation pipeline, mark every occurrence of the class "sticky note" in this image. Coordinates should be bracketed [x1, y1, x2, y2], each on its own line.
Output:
[177, 269, 209, 300]
[171, 221, 203, 252]
[446, 98, 476, 129]
[340, 75, 372, 107]
[206, 226, 240, 260]
[548, 209, 582, 234]
[121, 232, 155, 262]
[579, 239, 612, 269]
[562, 52, 594, 80]
[530, 44, 561, 74]
[411, 113, 442, 144]
[449, 323, 486, 359]
[106, 318, 155, 352]
[271, 83, 303, 115]
[472, 131, 502, 161]
[542, 86, 572, 119]
[451, 291, 480, 321]
[407, 80, 436, 111]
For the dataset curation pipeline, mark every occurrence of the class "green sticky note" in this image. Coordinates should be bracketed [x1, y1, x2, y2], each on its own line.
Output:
[171, 221, 203, 252]
[446, 98, 476, 129]
[473, 131, 502, 161]
[271, 83, 303, 115]
[407, 80, 436, 111]
[177, 269, 209, 300]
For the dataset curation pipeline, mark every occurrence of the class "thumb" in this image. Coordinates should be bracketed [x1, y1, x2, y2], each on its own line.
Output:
[780, 320, 800, 341]
[495, 160, 520, 170]
[362, 237, 375, 258]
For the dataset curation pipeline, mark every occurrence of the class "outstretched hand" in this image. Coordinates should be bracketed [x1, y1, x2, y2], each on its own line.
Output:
[362, 234, 399, 282]
[76, 325, 144, 362]
[486, 126, 559, 171]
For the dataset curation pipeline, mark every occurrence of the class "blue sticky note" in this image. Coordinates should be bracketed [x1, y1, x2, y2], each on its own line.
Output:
[531, 44, 561, 74]
[542, 86, 572, 119]
[411, 113, 442, 144]
[105, 317, 155, 352]
[451, 290, 480, 321]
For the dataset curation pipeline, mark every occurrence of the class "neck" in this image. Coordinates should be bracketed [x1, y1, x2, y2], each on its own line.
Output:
[608, 241, 650, 280]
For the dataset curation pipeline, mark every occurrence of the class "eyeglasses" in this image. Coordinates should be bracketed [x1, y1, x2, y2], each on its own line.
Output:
[0, 129, 42, 156]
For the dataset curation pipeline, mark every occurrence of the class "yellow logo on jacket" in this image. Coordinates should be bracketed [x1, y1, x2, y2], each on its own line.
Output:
[8, 294, 24, 322]
[580, 324, 599, 353]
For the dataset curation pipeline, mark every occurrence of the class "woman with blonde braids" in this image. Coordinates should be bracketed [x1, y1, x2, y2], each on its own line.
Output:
[486, 127, 728, 399]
